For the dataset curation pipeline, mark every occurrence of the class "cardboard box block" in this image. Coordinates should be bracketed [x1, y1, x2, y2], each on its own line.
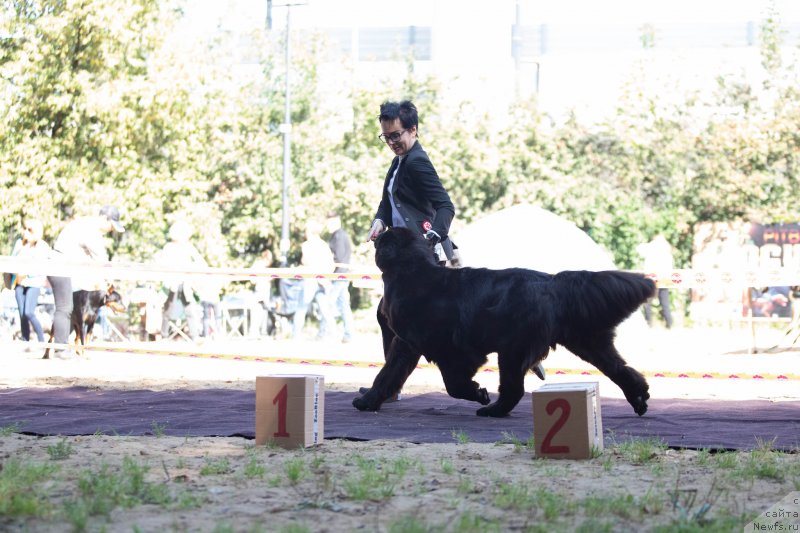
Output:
[532, 382, 603, 460]
[255, 375, 324, 449]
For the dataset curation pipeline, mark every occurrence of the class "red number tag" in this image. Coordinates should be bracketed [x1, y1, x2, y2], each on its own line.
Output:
[540, 398, 571, 454]
[273, 384, 290, 438]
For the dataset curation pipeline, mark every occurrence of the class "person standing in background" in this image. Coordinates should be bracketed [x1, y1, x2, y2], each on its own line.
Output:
[49, 205, 125, 358]
[292, 220, 335, 340]
[11, 218, 51, 347]
[156, 220, 206, 341]
[326, 211, 354, 343]
[637, 234, 674, 329]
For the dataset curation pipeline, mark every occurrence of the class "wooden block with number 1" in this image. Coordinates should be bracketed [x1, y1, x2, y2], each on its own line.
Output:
[255, 375, 324, 449]
[532, 382, 603, 459]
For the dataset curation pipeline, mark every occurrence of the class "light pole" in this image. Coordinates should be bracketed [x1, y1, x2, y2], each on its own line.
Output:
[273, 2, 307, 267]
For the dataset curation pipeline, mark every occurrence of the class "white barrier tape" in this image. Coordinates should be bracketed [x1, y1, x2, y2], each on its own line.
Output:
[0, 256, 381, 283]
[642, 269, 800, 289]
[2, 256, 798, 288]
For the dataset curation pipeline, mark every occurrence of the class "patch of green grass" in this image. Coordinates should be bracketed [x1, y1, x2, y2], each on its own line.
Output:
[494, 482, 533, 511]
[342, 456, 406, 501]
[67, 455, 172, 530]
[599, 452, 614, 472]
[694, 449, 712, 467]
[713, 451, 737, 470]
[617, 437, 667, 464]
[666, 474, 724, 529]
[653, 512, 746, 533]
[387, 516, 443, 533]
[150, 420, 168, 438]
[452, 429, 470, 444]
[533, 486, 568, 520]
[243, 455, 266, 479]
[452, 511, 502, 533]
[732, 441, 785, 481]
[0, 459, 59, 517]
[456, 477, 476, 495]
[279, 525, 312, 533]
[0, 421, 22, 436]
[499, 431, 535, 452]
[440, 457, 454, 475]
[173, 490, 206, 510]
[575, 518, 615, 533]
[495, 484, 566, 520]
[712, 443, 786, 482]
[46, 437, 74, 461]
[284, 457, 307, 484]
[580, 493, 639, 520]
[389, 456, 417, 477]
[200, 456, 232, 476]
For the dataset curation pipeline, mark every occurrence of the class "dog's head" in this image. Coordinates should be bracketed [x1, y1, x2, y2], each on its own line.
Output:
[104, 285, 126, 314]
[374, 227, 436, 273]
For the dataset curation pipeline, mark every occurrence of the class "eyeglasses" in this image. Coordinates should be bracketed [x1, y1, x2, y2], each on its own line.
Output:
[378, 129, 407, 144]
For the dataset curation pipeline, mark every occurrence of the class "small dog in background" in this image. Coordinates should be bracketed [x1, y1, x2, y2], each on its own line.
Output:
[43, 285, 126, 359]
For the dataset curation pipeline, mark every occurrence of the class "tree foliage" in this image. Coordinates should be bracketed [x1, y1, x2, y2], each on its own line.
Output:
[1, 0, 798, 282]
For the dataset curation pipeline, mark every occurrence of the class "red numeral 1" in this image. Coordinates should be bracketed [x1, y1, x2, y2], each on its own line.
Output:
[541, 398, 571, 454]
[273, 384, 290, 438]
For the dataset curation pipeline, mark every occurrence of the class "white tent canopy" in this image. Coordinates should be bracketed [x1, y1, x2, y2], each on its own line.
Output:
[452, 204, 617, 272]
[452, 204, 648, 333]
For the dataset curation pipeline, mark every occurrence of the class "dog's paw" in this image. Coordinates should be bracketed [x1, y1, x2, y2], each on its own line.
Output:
[352, 396, 379, 411]
[477, 387, 491, 405]
[628, 392, 649, 416]
[476, 402, 510, 418]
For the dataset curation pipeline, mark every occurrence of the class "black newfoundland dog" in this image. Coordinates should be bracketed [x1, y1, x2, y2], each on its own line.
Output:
[352, 227, 656, 418]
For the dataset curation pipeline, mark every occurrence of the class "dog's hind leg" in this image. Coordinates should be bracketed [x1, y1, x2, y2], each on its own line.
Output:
[353, 337, 421, 412]
[476, 351, 526, 417]
[436, 359, 490, 405]
[562, 334, 650, 416]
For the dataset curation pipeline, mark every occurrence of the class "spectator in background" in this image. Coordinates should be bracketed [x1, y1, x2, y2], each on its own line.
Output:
[251, 248, 275, 337]
[11, 218, 51, 347]
[751, 286, 792, 318]
[49, 205, 125, 358]
[637, 234, 674, 329]
[326, 211, 355, 343]
[197, 280, 223, 339]
[155, 220, 205, 341]
[292, 219, 335, 340]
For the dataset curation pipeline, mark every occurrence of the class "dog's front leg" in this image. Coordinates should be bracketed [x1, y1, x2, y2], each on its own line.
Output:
[437, 360, 490, 405]
[353, 337, 420, 411]
[477, 352, 526, 417]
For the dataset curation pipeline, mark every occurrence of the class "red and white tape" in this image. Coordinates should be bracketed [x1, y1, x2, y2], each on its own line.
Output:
[3, 256, 799, 288]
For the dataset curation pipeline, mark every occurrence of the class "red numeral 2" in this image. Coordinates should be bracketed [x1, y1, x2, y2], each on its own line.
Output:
[541, 398, 571, 454]
[273, 384, 290, 438]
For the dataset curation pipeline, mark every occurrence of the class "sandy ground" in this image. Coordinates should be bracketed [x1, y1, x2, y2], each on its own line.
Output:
[1, 321, 799, 532]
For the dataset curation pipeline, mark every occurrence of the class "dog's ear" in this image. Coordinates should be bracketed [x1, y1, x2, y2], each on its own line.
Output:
[107, 284, 115, 294]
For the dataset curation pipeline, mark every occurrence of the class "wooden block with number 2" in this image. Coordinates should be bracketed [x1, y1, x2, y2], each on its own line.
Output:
[532, 382, 603, 459]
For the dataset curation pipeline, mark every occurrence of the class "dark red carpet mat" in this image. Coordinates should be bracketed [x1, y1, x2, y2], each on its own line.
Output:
[0, 387, 797, 451]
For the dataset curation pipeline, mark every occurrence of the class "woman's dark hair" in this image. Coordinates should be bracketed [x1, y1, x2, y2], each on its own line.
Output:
[378, 100, 418, 129]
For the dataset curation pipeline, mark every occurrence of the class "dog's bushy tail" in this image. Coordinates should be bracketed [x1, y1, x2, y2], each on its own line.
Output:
[554, 270, 656, 329]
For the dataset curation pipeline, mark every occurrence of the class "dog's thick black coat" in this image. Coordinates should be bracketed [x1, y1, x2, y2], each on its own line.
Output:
[352, 227, 656, 417]
[43, 286, 125, 359]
